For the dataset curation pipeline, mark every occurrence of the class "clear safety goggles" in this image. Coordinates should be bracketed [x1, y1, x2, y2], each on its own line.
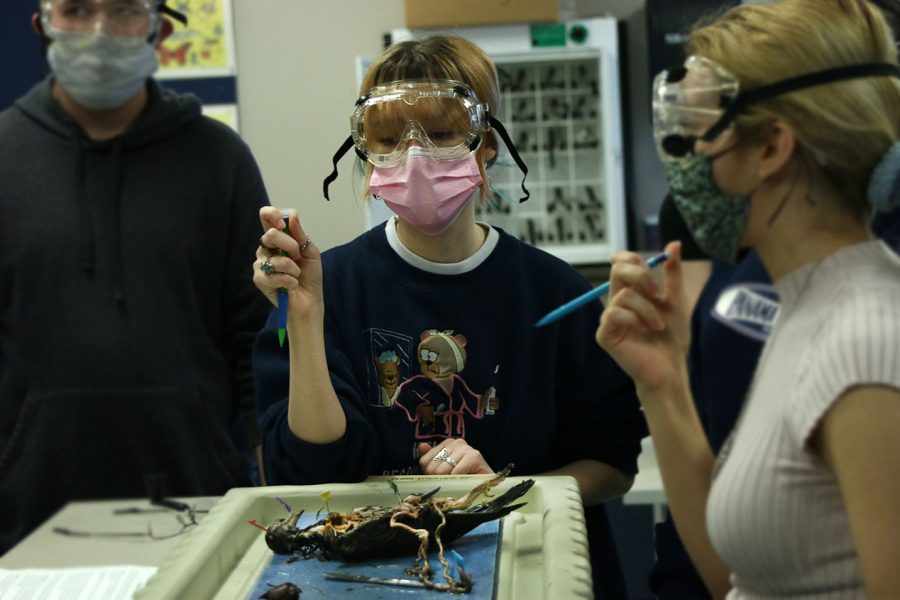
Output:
[41, 0, 186, 40]
[652, 55, 739, 162]
[654, 54, 900, 162]
[324, 79, 531, 202]
[350, 80, 491, 168]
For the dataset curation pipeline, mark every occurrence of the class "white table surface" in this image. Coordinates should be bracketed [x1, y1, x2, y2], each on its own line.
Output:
[624, 438, 667, 522]
[0, 497, 218, 570]
[1, 444, 667, 572]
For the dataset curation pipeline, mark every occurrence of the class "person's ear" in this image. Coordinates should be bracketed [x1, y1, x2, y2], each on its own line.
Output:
[31, 12, 43, 36]
[156, 18, 174, 47]
[757, 120, 796, 181]
[479, 131, 498, 167]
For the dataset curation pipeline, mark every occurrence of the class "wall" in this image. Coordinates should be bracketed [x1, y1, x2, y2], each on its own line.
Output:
[232, 0, 406, 252]
[0, 1, 48, 110]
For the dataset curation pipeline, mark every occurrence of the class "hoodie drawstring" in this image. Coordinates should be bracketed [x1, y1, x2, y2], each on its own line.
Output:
[74, 137, 96, 276]
[74, 134, 128, 306]
[109, 138, 127, 305]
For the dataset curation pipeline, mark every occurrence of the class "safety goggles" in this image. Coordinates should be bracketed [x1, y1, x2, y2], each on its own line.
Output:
[324, 79, 530, 202]
[41, 0, 186, 41]
[654, 54, 900, 162]
[652, 56, 738, 161]
[350, 80, 490, 167]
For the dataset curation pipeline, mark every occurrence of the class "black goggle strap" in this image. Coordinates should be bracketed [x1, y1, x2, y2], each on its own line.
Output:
[322, 135, 357, 201]
[143, 3, 187, 43]
[489, 116, 530, 202]
[702, 62, 900, 142]
[158, 3, 188, 26]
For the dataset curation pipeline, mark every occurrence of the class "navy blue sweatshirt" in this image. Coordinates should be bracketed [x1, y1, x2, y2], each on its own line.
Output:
[254, 223, 646, 484]
[0, 78, 271, 552]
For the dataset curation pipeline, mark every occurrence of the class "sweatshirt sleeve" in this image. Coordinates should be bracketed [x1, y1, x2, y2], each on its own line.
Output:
[224, 143, 272, 450]
[551, 283, 648, 475]
[253, 306, 383, 485]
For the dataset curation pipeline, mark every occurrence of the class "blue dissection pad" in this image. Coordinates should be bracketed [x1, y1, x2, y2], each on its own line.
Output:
[247, 513, 501, 599]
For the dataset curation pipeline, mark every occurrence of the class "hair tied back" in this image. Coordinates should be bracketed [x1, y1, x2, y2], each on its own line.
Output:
[867, 141, 900, 212]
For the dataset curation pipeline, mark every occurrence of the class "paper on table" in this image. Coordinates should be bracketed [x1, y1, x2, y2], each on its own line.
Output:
[0, 566, 157, 600]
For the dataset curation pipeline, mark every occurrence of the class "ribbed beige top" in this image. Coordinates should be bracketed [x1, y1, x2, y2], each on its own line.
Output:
[707, 240, 900, 599]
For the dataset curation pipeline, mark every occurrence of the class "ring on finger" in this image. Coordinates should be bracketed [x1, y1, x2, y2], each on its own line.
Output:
[433, 447, 450, 462]
[261, 259, 276, 276]
[444, 456, 457, 467]
[300, 236, 313, 252]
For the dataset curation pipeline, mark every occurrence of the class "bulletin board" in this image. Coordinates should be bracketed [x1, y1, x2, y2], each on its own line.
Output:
[155, 0, 241, 133]
[157, 0, 238, 78]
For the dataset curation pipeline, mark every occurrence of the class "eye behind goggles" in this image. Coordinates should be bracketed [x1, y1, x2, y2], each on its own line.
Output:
[652, 56, 738, 161]
[350, 80, 490, 168]
[40, 0, 187, 43]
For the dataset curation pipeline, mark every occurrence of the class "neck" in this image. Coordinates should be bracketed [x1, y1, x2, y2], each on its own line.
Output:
[52, 80, 148, 141]
[395, 202, 486, 263]
[748, 182, 872, 280]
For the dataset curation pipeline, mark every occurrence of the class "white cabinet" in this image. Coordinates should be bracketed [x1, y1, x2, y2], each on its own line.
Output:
[383, 18, 627, 264]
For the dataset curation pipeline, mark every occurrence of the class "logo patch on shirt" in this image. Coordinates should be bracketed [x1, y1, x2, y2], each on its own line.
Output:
[711, 283, 780, 342]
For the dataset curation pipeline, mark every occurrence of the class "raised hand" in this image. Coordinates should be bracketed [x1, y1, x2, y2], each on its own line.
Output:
[595, 241, 691, 395]
[253, 206, 324, 323]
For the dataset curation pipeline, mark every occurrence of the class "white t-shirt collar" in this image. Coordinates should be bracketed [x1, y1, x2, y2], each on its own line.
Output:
[384, 217, 499, 275]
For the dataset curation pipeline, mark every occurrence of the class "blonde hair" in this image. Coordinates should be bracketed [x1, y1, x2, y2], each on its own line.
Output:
[357, 35, 500, 199]
[688, 0, 900, 213]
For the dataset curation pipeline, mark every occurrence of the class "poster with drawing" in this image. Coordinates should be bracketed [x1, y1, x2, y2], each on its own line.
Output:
[157, 0, 237, 78]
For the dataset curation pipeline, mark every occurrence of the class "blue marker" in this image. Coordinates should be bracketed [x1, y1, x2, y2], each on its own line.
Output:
[277, 216, 290, 347]
[534, 251, 670, 328]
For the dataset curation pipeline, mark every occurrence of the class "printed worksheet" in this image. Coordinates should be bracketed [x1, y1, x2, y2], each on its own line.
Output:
[0, 566, 156, 600]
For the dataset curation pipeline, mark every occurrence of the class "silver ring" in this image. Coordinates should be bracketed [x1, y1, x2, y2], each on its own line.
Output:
[433, 448, 450, 462]
[300, 237, 313, 252]
[261, 259, 276, 276]
[445, 456, 457, 467]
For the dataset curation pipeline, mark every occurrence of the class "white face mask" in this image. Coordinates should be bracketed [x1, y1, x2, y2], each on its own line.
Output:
[47, 31, 158, 110]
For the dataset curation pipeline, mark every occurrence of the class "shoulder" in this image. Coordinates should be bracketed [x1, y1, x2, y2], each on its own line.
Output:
[190, 114, 246, 143]
[495, 228, 588, 287]
[180, 114, 253, 157]
[1, 79, 50, 129]
[150, 82, 252, 155]
[788, 247, 900, 443]
[321, 227, 383, 273]
[0, 105, 18, 130]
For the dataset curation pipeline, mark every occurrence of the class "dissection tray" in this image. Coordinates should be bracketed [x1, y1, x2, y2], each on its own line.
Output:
[134, 474, 592, 599]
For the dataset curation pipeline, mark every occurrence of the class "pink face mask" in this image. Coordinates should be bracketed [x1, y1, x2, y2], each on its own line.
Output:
[369, 149, 484, 235]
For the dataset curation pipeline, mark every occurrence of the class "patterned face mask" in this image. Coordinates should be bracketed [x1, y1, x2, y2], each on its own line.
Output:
[665, 152, 749, 263]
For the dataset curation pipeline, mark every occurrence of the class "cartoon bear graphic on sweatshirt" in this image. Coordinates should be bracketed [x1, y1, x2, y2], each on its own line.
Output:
[376, 350, 402, 407]
[392, 330, 494, 441]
